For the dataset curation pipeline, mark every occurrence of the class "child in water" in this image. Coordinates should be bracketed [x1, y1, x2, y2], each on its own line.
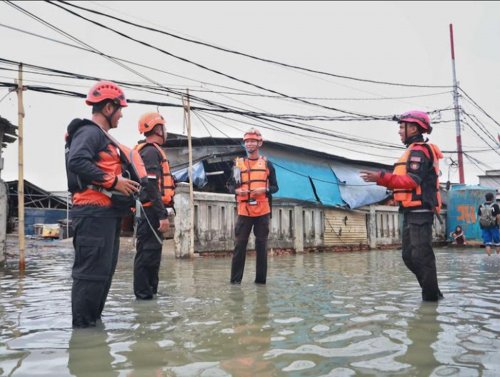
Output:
[450, 225, 466, 245]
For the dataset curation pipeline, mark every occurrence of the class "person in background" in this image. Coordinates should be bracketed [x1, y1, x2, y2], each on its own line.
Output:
[449, 225, 466, 246]
[133, 112, 175, 299]
[65, 81, 140, 328]
[227, 128, 279, 285]
[477, 192, 500, 256]
[360, 110, 444, 302]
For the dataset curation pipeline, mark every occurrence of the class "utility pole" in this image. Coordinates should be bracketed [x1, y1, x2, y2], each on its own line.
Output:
[449, 24, 465, 184]
[183, 90, 194, 258]
[16, 63, 25, 271]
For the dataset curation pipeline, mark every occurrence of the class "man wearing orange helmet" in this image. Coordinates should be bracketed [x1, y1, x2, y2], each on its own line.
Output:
[65, 80, 140, 328]
[227, 128, 279, 284]
[133, 112, 175, 299]
[360, 110, 444, 302]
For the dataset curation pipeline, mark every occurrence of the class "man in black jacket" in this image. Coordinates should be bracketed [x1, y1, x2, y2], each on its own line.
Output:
[133, 112, 175, 299]
[66, 81, 140, 328]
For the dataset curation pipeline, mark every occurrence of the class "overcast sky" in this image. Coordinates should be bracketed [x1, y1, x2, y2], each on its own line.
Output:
[1, 1, 500, 191]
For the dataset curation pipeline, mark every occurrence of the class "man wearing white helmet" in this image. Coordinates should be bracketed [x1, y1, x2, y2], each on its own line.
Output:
[361, 111, 444, 302]
[227, 128, 279, 285]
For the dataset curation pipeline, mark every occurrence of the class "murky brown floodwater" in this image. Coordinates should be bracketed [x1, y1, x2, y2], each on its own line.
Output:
[1, 243, 499, 377]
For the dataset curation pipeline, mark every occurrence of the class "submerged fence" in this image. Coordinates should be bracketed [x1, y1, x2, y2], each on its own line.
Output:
[173, 185, 447, 257]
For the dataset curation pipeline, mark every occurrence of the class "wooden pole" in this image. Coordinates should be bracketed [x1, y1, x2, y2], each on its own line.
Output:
[183, 90, 194, 258]
[17, 63, 25, 271]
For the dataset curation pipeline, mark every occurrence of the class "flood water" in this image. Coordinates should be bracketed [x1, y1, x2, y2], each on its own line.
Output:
[1, 243, 499, 377]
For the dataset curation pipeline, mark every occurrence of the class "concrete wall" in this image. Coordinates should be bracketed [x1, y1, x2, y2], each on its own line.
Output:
[0, 181, 7, 264]
[173, 184, 448, 257]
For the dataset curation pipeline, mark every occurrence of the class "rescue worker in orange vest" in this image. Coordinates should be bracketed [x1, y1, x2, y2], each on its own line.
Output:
[227, 128, 279, 284]
[134, 112, 175, 299]
[360, 110, 444, 302]
[65, 81, 141, 328]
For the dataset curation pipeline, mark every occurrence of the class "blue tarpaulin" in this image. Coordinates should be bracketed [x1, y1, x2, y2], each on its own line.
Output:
[266, 154, 345, 207]
[330, 162, 389, 209]
[172, 161, 208, 188]
[264, 152, 389, 208]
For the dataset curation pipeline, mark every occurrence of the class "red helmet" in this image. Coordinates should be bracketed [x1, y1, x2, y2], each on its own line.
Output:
[243, 128, 263, 142]
[138, 112, 165, 134]
[395, 110, 432, 134]
[85, 80, 127, 107]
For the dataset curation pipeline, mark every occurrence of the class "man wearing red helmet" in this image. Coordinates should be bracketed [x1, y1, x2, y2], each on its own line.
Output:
[65, 80, 140, 327]
[133, 112, 175, 299]
[227, 128, 279, 284]
[360, 111, 444, 302]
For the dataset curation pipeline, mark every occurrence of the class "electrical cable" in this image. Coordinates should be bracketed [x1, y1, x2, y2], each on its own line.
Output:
[57, 0, 452, 89]
[44, 0, 393, 119]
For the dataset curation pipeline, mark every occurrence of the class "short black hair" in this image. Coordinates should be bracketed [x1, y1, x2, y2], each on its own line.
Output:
[92, 99, 115, 114]
[144, 124, 163, 138]
[485, 192, 495, 201]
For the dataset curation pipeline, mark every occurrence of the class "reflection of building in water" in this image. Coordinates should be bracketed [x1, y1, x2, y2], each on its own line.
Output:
[396, 303, 440, 375]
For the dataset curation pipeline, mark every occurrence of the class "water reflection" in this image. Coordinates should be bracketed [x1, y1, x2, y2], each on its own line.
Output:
[1, 246, 499, 376]
[219, 287, 273, 377]
[396, 303, 440, 376]
[68, 327, 117, 377]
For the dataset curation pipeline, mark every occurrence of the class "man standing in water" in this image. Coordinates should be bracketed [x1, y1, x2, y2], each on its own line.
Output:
[477, 192, 500, 256]
[133, 112, 175, 299]
[65, 81, 140, 327]
[360, 111, 444, 302]
[227, 128, 279, 285]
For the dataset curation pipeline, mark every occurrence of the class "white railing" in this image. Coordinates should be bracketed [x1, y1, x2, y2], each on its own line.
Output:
[173, 184, 447, 257]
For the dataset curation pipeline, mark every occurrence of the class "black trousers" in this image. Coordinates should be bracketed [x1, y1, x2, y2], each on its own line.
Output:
[230, 214, 270, 284]
[402, 211, 440, 301]
[134, 206, 163, 299]
[71, 215, 121, 328]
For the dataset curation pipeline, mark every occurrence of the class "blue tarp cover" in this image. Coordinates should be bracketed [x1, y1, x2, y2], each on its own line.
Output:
[330, 162, 389, 209]
[267, 155, 344, 207]
[172, 161, 208, 188]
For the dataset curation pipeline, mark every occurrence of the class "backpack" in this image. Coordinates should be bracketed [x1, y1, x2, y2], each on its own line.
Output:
[479, 203, 497, 228]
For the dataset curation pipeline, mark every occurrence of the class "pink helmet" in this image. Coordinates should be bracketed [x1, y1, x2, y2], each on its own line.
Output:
[395, 110, 432, 134]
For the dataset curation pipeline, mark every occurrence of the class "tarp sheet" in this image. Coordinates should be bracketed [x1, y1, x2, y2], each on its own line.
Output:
[267, 155, 344, 207]
[330, 162, 389, 208]
[172, 161, 208, 188]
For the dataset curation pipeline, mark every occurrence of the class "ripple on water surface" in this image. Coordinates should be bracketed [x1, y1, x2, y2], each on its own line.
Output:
[1, 246, 499, 376]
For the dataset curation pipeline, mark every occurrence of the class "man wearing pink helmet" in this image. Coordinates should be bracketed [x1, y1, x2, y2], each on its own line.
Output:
[65, 80, 140, 327]
[360, 110, 444, 302]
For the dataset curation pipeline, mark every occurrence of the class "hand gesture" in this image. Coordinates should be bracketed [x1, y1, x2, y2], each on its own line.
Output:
[236, 188, 250, 195]
[360, 170, 380, 183]
[251, 187, 267, 195]
[158, 218, 170, 233]
[114, 175, 140, 196]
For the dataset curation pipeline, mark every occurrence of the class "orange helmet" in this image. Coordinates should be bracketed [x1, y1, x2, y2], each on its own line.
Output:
[138, 112, 165, 134]
[243, 128, 263, 142]
[85, 80, 127, 107]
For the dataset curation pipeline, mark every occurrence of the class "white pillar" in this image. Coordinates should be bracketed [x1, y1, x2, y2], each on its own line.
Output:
[294, 205, 304, 253]
[173, 184, 193, 258]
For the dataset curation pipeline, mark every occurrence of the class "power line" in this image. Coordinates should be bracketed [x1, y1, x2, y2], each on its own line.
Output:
[45, 0, 393, 120]
[459, 87, 500, 129]
[56, 0, 452, 89]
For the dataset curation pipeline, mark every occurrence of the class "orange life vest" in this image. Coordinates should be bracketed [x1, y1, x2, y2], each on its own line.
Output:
[135, 143, 175, 207]
[393, 142, 442, 213]
[235, 156, 270, 217]
[67, 119, 147, 207]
